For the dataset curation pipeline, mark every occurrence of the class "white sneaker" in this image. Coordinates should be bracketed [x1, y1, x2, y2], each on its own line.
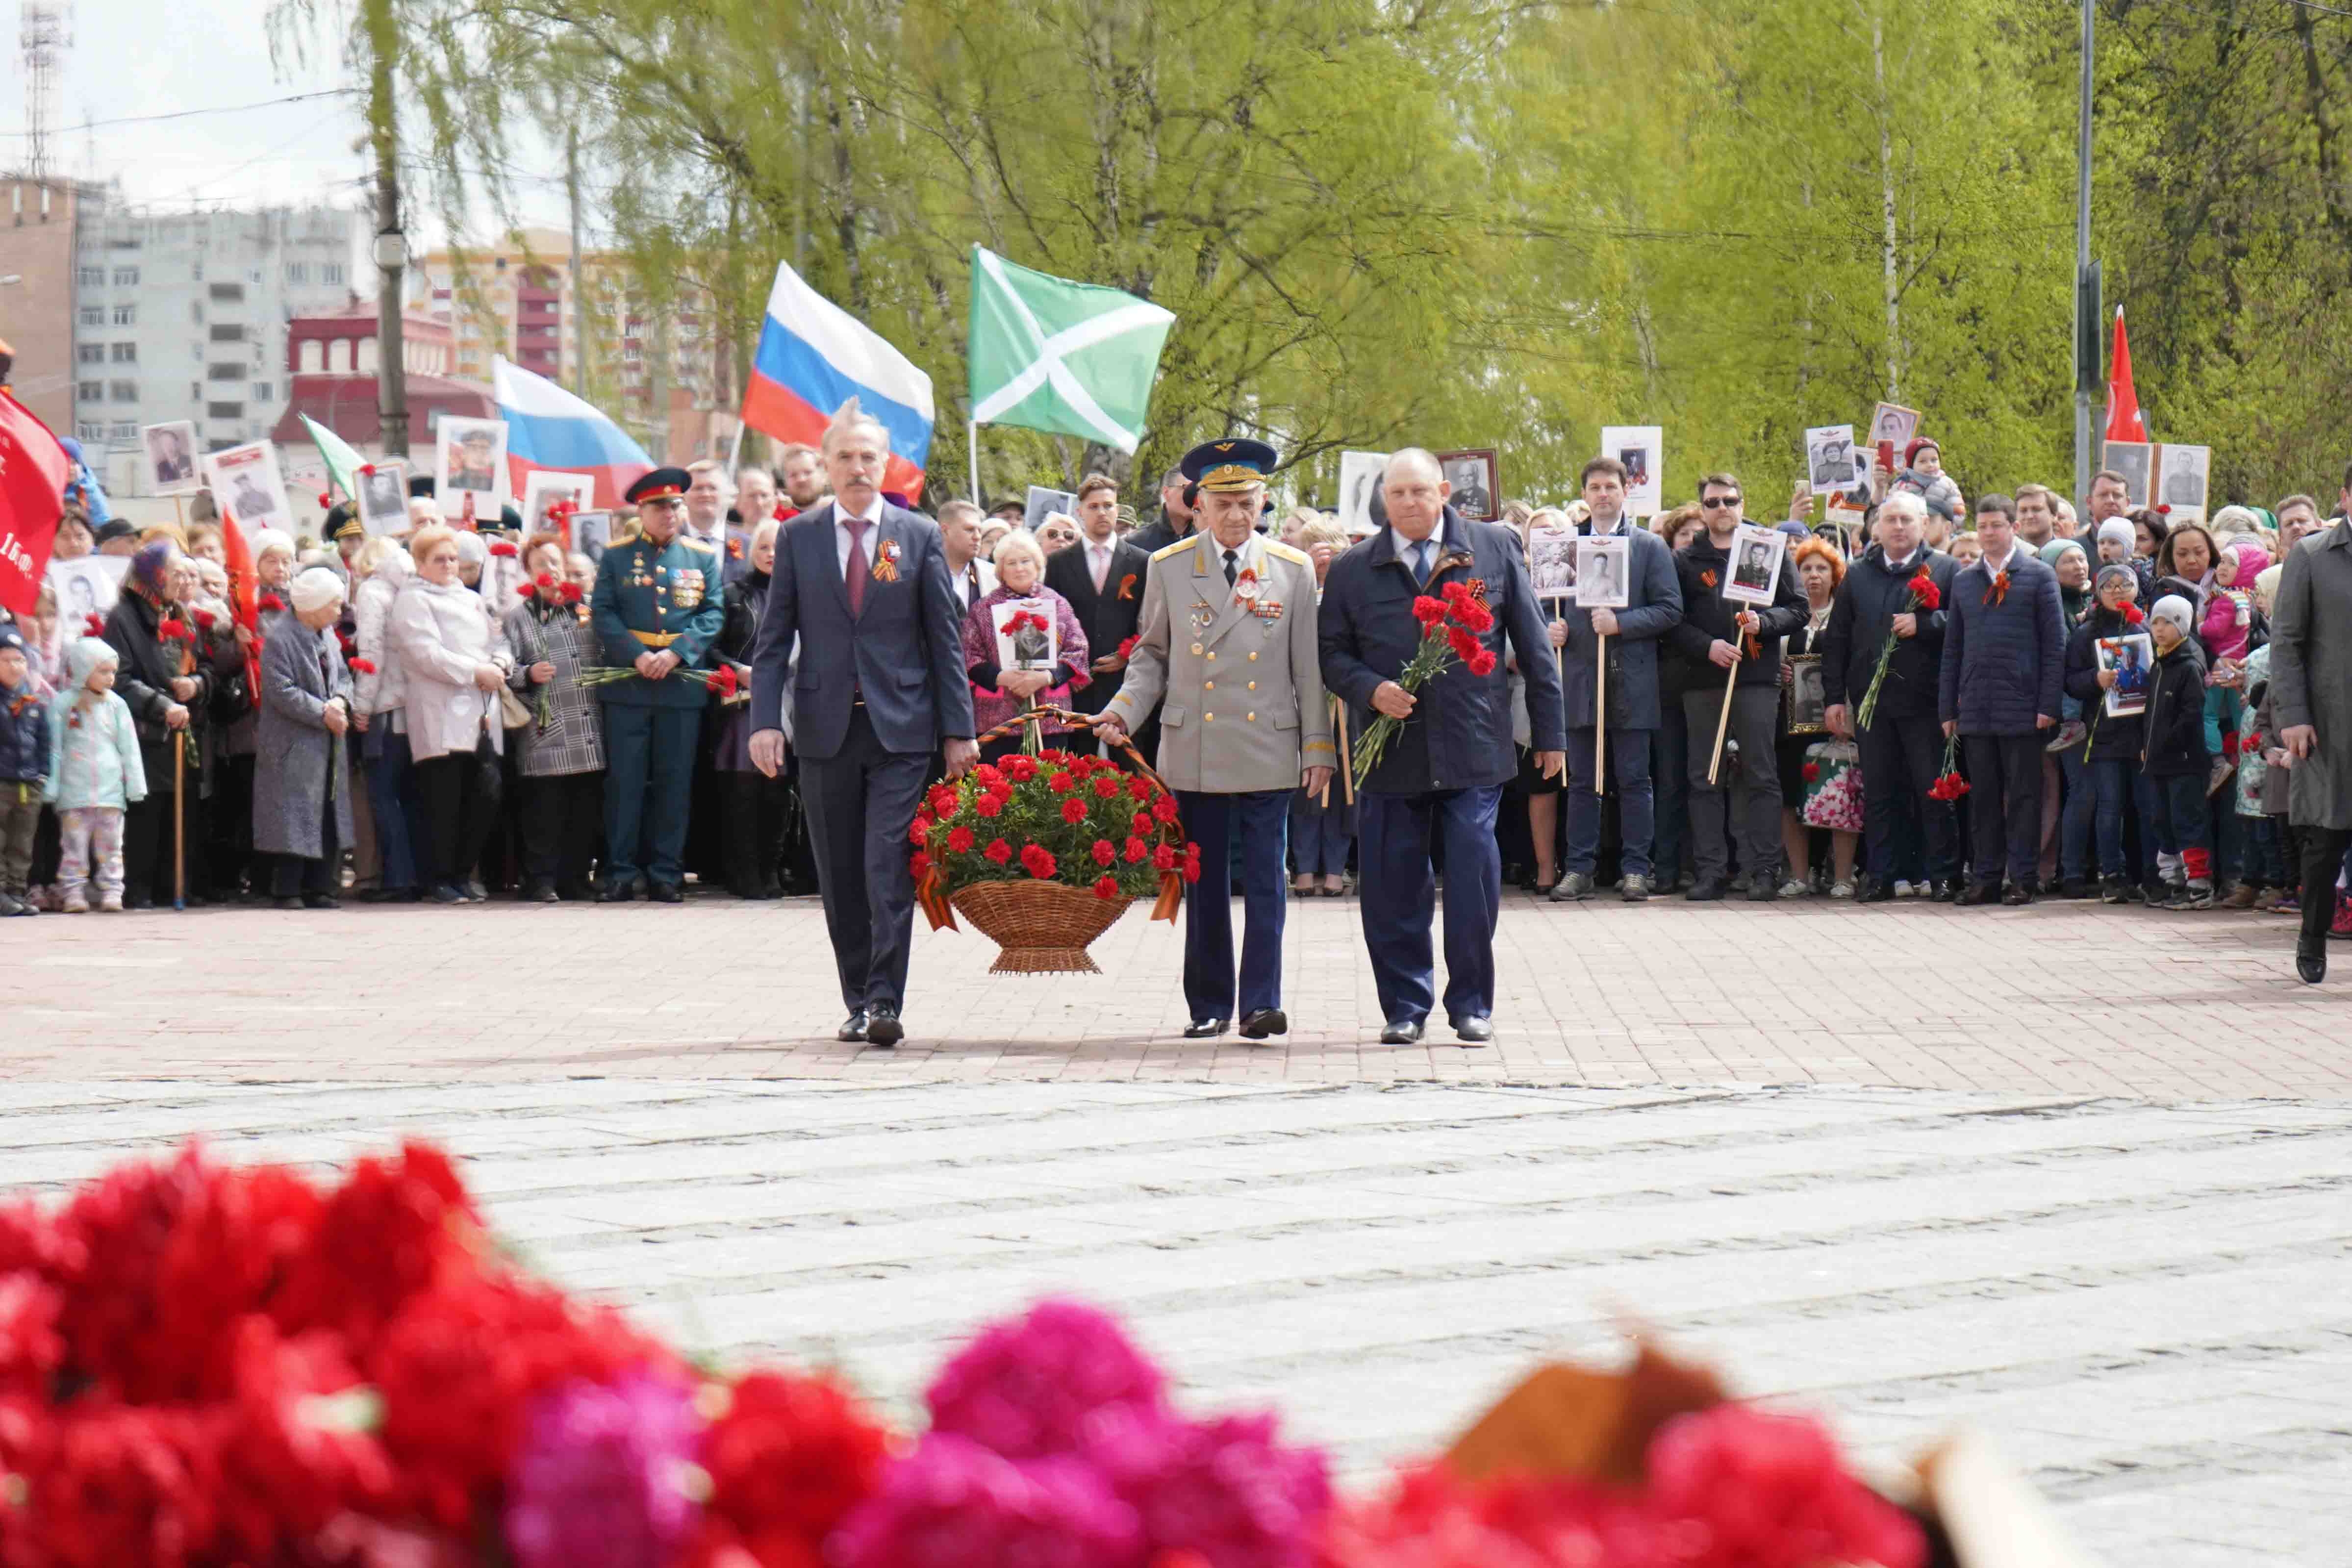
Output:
[1776, 878, 1811, 899]
[61, 890, 88, 914]
[99, 893, 124, 913]
[1894, 880, 1917, 898]
[1829, 880, 1857, 899]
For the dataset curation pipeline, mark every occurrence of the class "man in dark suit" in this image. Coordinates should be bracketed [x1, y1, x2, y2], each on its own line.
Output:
[749, 401, 977, 1046]
[1938, 493, 2066, 905]
[1044, 472, 1150, 717]
[1320, 448, 1565, 1045]
[1123, 463, 1199, 558]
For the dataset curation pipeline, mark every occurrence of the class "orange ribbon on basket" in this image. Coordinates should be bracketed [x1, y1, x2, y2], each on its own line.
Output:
[1151, 870, 1184, 924]
[916, 862, 958, 932]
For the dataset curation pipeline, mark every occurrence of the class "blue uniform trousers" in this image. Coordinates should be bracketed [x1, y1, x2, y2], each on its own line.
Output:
[1358, 784, 1503, 1026]
[1175, 788, 1291, 1021]
[602, 703, 701, 889]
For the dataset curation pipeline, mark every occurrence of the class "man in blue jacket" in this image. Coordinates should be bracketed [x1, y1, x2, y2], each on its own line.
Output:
[749, 401, 977, 1047]
[1320, 449, 1565, 1045]
[1554, 457, 1684, 901]
[1938, 494, 2067, 905]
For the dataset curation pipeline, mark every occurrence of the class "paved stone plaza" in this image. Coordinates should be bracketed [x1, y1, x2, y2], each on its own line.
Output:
[5, 895, 2348, 1563]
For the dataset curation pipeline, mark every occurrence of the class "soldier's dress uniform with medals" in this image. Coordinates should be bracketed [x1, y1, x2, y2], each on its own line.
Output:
[589, 467, 725, 900]
[1103, 438, 1334, 1038]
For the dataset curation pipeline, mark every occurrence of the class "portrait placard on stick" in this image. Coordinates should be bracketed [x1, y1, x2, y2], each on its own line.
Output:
[1721, 522, 1788, 607]
[356, 461, 410, 536]
[47, 554, 129, 625]
[141, 421, 200, 496]
[202, 441, 295, 535]
[1022, 486, 1077, 534]
[1338, 451, 1389, 536]
[2102, 441, 2152, 509]
[1527, 524, 1578, 599]
[1437, 448, 1500, 522]
[2153, 444, 2209, 524]
[2097, 633, 2153, 717]
[1573, 535, 1630, 609]
[436, 416, 510, 518]
[1867, 402, 1920, 453]
[522, 472, 597, 536]
[1805, 424, 1861, 497]
[1599, 425, 1662, 517]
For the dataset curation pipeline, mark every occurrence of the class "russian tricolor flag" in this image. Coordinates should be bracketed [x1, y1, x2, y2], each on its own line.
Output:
[493, 355, 654, 510]
[740, 261, 934, 501]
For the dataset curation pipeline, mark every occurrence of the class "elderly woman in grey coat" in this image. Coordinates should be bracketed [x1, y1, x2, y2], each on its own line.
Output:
[254, 567, 355, 910]
[2271, 511, 2352, 983]
[502, 531, 606, 902]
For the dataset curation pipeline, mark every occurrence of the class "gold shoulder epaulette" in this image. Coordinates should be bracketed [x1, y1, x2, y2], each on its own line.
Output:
[1151, 538, 1194, 563]
[1263, 540, 1312, 567]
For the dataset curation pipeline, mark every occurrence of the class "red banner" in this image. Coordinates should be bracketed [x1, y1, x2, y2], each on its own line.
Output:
[0, 388, 71, 617]
[2104, 307, 2147, 444]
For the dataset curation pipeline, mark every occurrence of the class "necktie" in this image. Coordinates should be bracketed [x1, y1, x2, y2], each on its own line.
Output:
[1223, 549, 1239, 588]
[1412, 538, 1432, 582]
[844, 518, 870, 616]
[1091, 544, 1109, 594]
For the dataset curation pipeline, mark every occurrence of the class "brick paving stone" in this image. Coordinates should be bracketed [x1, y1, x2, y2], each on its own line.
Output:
[0, 1081, 2345, 1565]
[6, 889, 2344, 1090]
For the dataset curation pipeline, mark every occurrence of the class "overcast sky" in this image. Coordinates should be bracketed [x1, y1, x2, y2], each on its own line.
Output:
[0, 0, 564, 239]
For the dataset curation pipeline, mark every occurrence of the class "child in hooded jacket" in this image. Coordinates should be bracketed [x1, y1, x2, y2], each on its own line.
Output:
[0, 627, 48, 915]
[2199, 539, 2269, 663]
[2142, 595, 2215, 910]
[44, 636, 146, 912]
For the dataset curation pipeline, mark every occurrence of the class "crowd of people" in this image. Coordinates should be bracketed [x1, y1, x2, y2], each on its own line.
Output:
[1, 424, 2346, 983]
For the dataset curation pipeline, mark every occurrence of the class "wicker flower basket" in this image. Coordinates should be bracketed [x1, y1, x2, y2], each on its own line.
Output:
[950, 879, 1134, 974]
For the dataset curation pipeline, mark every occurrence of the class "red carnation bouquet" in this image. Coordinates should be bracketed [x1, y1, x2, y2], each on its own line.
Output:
[1855, 569, 1939, 731]
[1352, 582, 1497, 788]
[1927, 733, 1971, 801]
[911, 747, 1199, 926]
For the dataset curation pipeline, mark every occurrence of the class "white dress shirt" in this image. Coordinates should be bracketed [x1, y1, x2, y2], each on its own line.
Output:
[833, 492, 887, 578]
[1979, 544, 2016, 580]
[1387, 527, 1442, 579]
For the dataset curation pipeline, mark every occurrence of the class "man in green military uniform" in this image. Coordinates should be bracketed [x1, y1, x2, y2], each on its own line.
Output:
[591, 466, 725, 902]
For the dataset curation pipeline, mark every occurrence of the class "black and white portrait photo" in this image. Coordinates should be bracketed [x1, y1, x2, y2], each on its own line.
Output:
[1805, 424, 1859, 495]
[142, 421, 200, 495]
[1527, 525, 1578, 599]
[1574, 534, 1631, 609]
[1721, 522, 1788, 607]
[1783, 653, 1828, 733]
[358, 461, 409, 536]
[1869, 403, 1920, 451]
[47, 555, 128, 624]
[1338, 451, 1389, 536]
[570, 510, 614, 567]
[1023, 485, 1078, 535]
[2103, 441, 2152, 509]
[2155, 443, 2209, 523]
[202, 441, 294, 532]
[1436, 448, 1499, 522]
[1599, 425, 1663, 517]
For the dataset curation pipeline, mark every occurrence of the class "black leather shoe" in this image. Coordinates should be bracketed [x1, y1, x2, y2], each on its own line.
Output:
[1956, 882, 2001, 906]
[1380, 1018, 1425, 1045]
[274, 896, 303, 911]
[836, 1009, 869, 1042]
[1930, 879, 1958, 903]
[649, 883, 684, 904]
[2298, 942, 2327, 985]
[302, 893, 340, 910]
[1183, 1017, 1229, 1038]
[2002, 885, 2034, 906]
[865, 1005, 904, 1047]
[1686, 879, 1726, 902]
[1237, 1008, 1287, 1040]
[1861, 882, 1896, 904]
[597, 882, 635, 903]
[1451, 1015, 1494, 1043]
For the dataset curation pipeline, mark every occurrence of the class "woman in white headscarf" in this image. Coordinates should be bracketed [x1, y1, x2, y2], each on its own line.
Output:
[253, 568, 355, 909]
[391, 524, 512, 903]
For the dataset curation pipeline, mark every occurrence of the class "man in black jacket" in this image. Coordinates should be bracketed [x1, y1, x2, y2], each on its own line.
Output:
[1123, 464, 1199, 559]
[1666, 475, 1808, 900]
[1821, 492, 1963, 900]
[1043, 473, 1150, 718]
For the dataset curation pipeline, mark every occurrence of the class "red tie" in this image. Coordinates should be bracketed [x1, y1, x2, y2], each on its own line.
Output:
[844, 518, 870, 616]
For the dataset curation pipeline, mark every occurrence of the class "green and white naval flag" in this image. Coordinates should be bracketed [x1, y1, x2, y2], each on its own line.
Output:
[966, 246, 1175, 455]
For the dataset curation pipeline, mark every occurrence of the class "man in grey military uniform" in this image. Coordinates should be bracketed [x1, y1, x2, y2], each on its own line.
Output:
[1097, 438, 1334, 1041]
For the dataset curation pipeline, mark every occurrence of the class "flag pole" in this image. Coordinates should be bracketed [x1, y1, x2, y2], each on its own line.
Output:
[726, 419, 745, 475]
[968, 419, 982, 505]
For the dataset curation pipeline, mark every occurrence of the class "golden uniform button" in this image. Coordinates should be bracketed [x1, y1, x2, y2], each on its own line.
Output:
[1204, 681, 1214, 690]
[1190, 643, 1204, 656]
[1207, 651, 1216, 661]
[1248, 651, 1258, 661]
[1247, 712, 1257, 722]
[1247, 681, 1257, 690]
[1205, 712, 1215, 722]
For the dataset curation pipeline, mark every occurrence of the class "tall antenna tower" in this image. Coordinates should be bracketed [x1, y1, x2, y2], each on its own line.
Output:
[18, 2, 72, 181]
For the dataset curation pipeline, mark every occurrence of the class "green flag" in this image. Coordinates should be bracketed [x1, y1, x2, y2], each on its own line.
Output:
[300, 413, 366, 505]
[967, 246, 1175, 454]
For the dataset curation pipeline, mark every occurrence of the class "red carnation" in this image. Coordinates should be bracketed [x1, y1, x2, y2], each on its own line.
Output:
[1412, 596, 1448, 627]
[974, 794, 1003, 818]
[1467, 649, 1498, 678]
[1090, 775, 1121, 799]
[984, 837, 1012, 864]
[258, 594, 285, 614]
[1127, 776, 1152, 801]
[1020, 843, 1057, 880]
[489, 541, 518, 557]
[1909, 572, 1940, 611]
[318, 491, 334, 508]
[2123, 604, 2146, 625]
[516, 582, 536, 597]
[1116, 635, 1139, 661]
[1181, 844, 1202, 883]
[348, 658, 377, 675]
[535, 571, 557, 589]
[929, 785, 960, 818]
[1048, 770, 1075, 794]
[696, 1370, 889, 1555]
[909, 814, 934, 846]
[1803, 762, 1821, 782]
[1123, 837, 1148, 863]
[1152, 794, 1180, 824]
[1446, 625, 1481, 663]
[946, 825, 976, 854]
[1151, 844, 1177, 872]
[1060, 797, 1089, 825]
[705, 665, 741, 698]
[358, 463, 376, 477]
[193, 609, 216, 632]
[1090, 838, 1116, 866]
[1092, 875, 1120, 900]
[1133, 811, 1154, 837]
[2156, 503, 2173, 515]
[156, 617, 190, 642]
[1006, 756, 1039, 782]
[909, 849, 932, 877]
[83, 613, 105, 636]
